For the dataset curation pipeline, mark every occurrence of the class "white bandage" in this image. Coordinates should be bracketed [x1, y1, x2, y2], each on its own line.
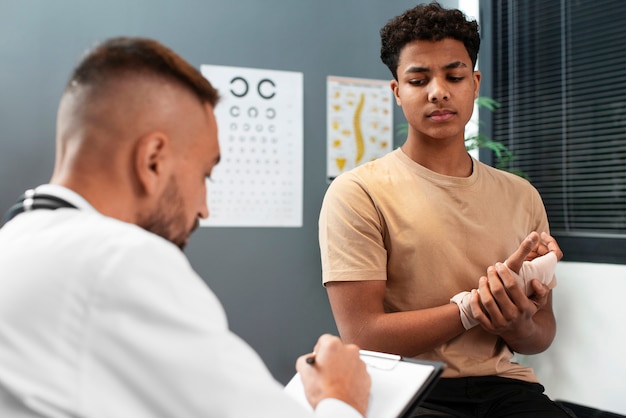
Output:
[504, 251, 558, 295]
[450, 291, 479, 330]
[451, 252, 558, 330]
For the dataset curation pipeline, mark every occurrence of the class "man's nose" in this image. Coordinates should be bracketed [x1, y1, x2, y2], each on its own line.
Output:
[428, 78, 450, 103]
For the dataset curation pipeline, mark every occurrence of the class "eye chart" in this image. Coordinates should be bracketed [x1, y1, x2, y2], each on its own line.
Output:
[200, 65, 303, 227]
[327, 76, 393, 181]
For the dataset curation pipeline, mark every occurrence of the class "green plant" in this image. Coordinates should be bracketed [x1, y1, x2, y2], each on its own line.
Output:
[467, 97, 529, 180]
[396, 97, 528, 179]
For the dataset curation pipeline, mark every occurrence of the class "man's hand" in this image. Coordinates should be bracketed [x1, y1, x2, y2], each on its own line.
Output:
[452, 232, 544, 329]
[470, 264, 547, 333]
[468, 263, 556, 354]
[452, 232, 561, 330]
[504, 232, 540, 273]
[296, 334, 371, 417]
[504, 232, 562, 295]
[506, 231, 563, 273]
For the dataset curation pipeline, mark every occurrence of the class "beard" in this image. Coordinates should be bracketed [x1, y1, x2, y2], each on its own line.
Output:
[138, 175, 193, 250]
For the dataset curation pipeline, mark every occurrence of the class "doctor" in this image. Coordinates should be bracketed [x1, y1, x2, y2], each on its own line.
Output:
[0, 37, 370, 417]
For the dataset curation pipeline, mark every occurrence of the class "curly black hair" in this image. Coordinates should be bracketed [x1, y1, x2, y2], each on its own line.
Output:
[380, 2, 480, 80]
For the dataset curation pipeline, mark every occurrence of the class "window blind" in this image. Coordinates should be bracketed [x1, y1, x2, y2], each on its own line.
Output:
[489, 0, 626, 264]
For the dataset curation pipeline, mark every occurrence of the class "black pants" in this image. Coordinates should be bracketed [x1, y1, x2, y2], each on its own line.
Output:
[411, 376, 576, 417]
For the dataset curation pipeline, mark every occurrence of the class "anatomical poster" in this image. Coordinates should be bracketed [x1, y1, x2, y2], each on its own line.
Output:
[326, 76, 393, 181]
[200, 64, 303, 227]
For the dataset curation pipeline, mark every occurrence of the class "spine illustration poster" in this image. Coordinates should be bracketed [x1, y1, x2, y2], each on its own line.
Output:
[326, 76, 393, 181]
[200, 64, 303, 227]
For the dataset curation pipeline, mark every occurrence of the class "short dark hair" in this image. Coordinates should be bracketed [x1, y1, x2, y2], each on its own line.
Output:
[380, 2, 480, 80]
[67, 37, 219, 106]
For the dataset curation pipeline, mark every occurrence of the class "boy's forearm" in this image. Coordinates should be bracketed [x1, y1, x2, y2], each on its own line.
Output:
[337, 304, 465, 358]
[501, 304, 557, 354]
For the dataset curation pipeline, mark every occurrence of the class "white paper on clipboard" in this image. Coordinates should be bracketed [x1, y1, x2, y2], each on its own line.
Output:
[284, 350, 445, 418]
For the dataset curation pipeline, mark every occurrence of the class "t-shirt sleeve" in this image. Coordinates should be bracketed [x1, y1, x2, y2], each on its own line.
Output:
[319, 172, 388, 285]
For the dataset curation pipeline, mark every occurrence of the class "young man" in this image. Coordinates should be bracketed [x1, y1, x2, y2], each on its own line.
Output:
[0, 37, 370, 417]
[319, 3, 573, 417]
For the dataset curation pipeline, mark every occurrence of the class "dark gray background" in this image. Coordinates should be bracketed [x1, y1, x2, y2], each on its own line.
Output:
[0, 0, 457, 384]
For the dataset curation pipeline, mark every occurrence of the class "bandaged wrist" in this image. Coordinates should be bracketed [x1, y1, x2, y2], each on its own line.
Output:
[450, 291, 479, 330]
[504, 252, 557, 295]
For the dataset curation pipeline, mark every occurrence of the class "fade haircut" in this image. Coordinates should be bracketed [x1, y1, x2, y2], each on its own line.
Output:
[66, 37, 219, 106]
[380, 2, 480, 80]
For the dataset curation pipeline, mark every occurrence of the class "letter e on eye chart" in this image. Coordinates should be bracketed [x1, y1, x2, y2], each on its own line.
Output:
[200, 65, 303, 227]
[326, 76, 393, 182]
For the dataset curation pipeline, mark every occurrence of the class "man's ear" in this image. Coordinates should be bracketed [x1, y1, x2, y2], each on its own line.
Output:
[134, 131, 169, 196]
[473, 70, 482, 99]
[390, 79, 401, 106]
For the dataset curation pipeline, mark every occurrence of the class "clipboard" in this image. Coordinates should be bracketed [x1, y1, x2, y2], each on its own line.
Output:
[284, 350, 445, 418]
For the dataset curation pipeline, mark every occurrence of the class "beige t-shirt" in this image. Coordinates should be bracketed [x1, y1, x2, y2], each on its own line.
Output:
[319, 148, 554, 382]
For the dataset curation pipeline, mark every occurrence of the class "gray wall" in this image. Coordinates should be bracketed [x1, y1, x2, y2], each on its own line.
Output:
[0, 0, 457, 384]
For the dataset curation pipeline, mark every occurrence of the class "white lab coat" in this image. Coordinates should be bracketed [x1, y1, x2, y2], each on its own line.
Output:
[0, 184, 360, 418]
